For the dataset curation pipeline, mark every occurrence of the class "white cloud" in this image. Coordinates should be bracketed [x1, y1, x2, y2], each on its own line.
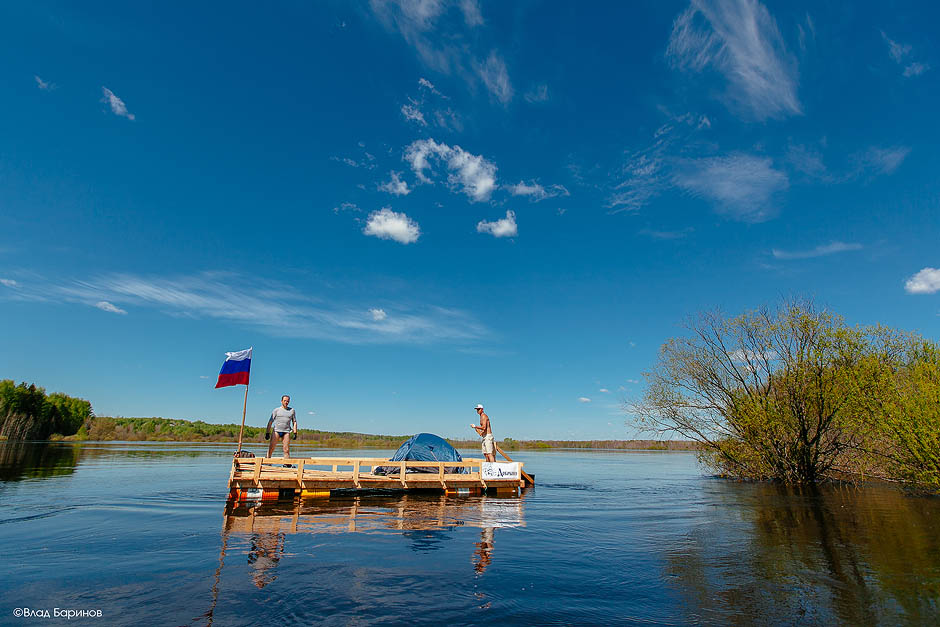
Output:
[856, 146, 910, 176]
[578, 397, 592, 403]
[1, 278, 18, 287]
[370, 308, 388, 321]
[199, 375, 210, 379]
[460, 0, 483, 26]
[667, 0, 800, 120]
[370, 0, 512, 102]
[625, 379, 639, 384]
[905, 268, 940, 295]
[903, 62, 930, 77]
[881, 31, 931, 78]
[95, 300, 127, 315]
[507, 181, 569, 202]
[364, 207, 421, 244]
[34, 75, 53, 90]
[418, 77, 443, 96]
[476, 210, 517, 238]
[478, 51, 513, 104]
[378, 171, 411, 196]
[404, 138, 497, 201]
[308, 411, 316, 415]
[673, 153, 788, 222]
[599, 388, 610, 393]
[401, 101, 427, 125]
[101, 87, 135, 120]
[772, 241, 862, 260]
[524, 84, 549, 103]
[333, 202, 361, 214]
[48, 271, 487, 345]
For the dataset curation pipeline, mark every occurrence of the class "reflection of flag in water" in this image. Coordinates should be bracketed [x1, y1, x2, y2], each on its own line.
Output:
[215, 348, 252, 388]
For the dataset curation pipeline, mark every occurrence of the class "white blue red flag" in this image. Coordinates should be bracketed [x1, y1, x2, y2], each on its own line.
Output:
[215, 348, 251, 388]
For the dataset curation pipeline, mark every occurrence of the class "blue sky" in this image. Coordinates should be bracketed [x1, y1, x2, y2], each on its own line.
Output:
[2, 0, 939, 440]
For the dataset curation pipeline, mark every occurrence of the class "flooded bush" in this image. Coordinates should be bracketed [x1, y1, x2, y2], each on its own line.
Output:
[631, 301, 940, 490]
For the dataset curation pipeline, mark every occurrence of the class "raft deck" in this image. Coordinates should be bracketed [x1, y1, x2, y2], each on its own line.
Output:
[228, 456, 530, 499]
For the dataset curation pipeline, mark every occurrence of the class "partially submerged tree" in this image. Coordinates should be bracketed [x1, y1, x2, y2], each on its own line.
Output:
[630, 301, 869, 483]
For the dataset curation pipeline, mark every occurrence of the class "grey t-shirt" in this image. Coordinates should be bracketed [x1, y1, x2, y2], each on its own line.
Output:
[270, 406, 296, 433]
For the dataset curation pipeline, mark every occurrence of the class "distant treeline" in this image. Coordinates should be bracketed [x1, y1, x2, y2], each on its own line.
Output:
[0, 380, 93, 441]
[48, 415, 697, 451]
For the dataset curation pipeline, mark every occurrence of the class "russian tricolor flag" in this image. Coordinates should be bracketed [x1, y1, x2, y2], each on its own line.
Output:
[215, 347, 251, 388]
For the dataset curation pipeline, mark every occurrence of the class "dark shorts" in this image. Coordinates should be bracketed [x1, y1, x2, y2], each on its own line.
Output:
[276, 431, 290, 438]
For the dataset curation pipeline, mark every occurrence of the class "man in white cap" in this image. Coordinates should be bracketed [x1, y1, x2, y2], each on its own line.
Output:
[471, 404, 496, 462]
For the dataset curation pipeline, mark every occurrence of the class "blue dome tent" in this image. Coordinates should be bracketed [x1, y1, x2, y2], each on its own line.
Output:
[373, 433, 469, 475]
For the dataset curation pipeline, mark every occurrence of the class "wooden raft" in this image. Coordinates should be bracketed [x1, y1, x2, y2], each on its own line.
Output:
[228, 456, 529, 497]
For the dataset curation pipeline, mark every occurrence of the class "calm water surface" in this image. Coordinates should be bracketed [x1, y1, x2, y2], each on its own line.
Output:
[1, 441, 938, 625]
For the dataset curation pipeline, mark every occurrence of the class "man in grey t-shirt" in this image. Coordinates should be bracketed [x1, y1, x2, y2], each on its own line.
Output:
[266, 395, 297, 458]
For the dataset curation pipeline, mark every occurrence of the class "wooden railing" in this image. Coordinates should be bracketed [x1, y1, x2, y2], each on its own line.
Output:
[230, 456, 523, 488]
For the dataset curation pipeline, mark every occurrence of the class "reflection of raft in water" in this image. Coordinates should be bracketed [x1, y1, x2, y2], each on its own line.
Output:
[227, 433, 534, 502]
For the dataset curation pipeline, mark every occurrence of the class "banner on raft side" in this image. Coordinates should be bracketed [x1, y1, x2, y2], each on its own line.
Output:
[481, 462, 520, 480]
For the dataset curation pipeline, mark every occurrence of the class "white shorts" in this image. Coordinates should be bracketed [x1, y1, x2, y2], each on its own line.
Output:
[481, 434, 495, 455]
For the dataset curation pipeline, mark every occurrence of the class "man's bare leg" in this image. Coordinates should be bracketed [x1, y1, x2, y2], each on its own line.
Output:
[267, 434, 277, 458]
[281, 433, 290, 459]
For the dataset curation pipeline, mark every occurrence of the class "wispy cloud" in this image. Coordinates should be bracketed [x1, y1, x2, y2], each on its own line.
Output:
[578, 397, 592, 403]
[853, 146, 910, 176]
[476, 210, 517, 238]
[609, 112, 710, 212]
[370, 0, 513, 103]
[478, 51, 513, 104]
[1, 278, 18, 288]
[599, 388, 610, 393]
[333, 201, 362, 214]
[95, 300, 127, 314]
[507, 181, 569, 202]
[772, 241, 862, 260]
[401, 101, 427, 125]
[639, 227, 693, 240]
[905, 268, 940, 295]
[34, 75, 54, 91]
[673, 153, 788, 222]
[882, 31, 930, 78]
[36, 271, 488, 344]
[378, 171, 411, 196]
[667, 0, 800, 120]
[404, 138, 497, 201]
[101, 87, 135, 120]
[364, 207, 421, 244]
[524, 83, 549, 103]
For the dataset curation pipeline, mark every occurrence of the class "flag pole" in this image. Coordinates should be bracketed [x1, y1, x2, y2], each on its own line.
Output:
[236, 383, 249, 453]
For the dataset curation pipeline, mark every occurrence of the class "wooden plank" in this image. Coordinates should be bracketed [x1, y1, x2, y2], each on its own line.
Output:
[252, 458, 262, 484]
[296, 459, 305, 485]
[353, 460, 360, 488]
[399, 461, 406, 486]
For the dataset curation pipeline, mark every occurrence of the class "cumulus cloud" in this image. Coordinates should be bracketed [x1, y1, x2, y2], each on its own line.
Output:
[772, 241, 862, 260]
[101, 87, 135, 120]
[476, 210, 517, 238]
[369, 308, 388, 321]
[667, 0, 800, 120]
[673, 153, 788, 222]
[404, 138, 497, 201]
[95, 300, 127, 314]
[578, 397, 592, 403]
[363, 207, 421, 244]
[507, 181, 569, 202]
[379, 171, 411, 196]
[905, 268, 940, 294]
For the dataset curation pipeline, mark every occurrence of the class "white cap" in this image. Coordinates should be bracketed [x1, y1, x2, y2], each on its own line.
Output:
[474, 404, 484, 409]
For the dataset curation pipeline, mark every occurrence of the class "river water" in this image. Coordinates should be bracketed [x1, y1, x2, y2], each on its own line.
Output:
[0, 441, 938, 625]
